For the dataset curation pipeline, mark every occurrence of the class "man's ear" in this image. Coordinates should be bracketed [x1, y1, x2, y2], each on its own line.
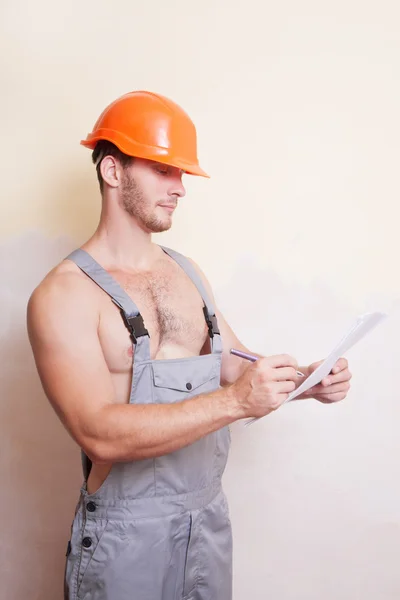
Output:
[100, 156, 122, 189]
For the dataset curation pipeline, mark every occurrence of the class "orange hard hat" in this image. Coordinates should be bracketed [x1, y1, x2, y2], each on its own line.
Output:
[80, 90, 209, 178]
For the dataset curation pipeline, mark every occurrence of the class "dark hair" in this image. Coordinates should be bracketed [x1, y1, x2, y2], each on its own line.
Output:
[92, 141, 133, 193]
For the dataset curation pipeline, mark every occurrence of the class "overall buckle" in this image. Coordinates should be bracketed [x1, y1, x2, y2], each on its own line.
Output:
[120, 311, 150, 344]
[203, 306, 220, 338]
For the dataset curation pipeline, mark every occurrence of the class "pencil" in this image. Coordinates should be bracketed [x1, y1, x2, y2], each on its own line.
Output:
[230, 348, 305, 377]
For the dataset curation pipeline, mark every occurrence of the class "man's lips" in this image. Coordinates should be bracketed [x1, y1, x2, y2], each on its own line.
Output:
[158, 204, 177, 210]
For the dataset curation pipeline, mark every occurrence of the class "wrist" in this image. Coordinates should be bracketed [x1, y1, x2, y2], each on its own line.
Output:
[223, 383, 247, 422]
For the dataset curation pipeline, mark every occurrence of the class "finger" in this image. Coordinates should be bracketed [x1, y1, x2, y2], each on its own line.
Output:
[266, 354, 299, 370]
[313, 382, 350, 395]
[272, 366, 299, 382]
[321, 370, 352, 387]
[309, 360, 324, 372]
[331, 358, 348, 374]
[275, 379, 297, 393]
[276, 392, 294, 406]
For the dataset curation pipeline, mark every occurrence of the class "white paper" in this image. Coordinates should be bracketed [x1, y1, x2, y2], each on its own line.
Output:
[245, 311, 388, 426]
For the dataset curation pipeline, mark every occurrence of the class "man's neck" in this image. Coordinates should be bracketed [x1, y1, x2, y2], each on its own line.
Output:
[82, 215, 160, 272]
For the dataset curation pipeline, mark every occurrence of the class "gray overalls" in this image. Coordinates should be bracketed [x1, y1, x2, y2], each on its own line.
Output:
[63, 246, 232, 600]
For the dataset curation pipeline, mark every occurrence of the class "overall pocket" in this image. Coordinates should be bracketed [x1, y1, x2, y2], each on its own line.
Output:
[151, 355, 222, 494]
[64, 510, 83, 600]
[152, 355, 220, 404]
[182, 510, 201, 599]
[76, 519, 109, 599]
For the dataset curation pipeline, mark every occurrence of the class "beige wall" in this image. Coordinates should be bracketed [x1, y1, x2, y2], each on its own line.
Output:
[1, 1, 399, 599]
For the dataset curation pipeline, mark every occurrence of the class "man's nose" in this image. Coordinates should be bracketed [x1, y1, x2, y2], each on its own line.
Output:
[169, 177, 186, 199]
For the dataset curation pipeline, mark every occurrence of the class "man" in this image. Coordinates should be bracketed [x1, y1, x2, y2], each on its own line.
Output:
[27, 91, 351, 600]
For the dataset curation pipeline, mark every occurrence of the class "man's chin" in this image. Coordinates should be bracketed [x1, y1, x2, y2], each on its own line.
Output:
[149, 220, 172, 234]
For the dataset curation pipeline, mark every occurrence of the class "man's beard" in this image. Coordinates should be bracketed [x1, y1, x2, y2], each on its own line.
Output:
[120, 171, 172, 233]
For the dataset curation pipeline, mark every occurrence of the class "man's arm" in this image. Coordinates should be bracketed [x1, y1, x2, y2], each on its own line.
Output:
[187, 258, 310, 387]
[187, 257, 317, 401]
[187, 259, 355, 404]
[27, 271, 246, 465]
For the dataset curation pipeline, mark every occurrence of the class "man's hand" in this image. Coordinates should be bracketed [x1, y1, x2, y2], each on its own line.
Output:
[299, 358, 352, 404]
[231, 354, 300, 419]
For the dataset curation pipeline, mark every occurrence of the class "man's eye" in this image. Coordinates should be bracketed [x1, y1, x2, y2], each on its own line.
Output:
[157, 166, 169, 175]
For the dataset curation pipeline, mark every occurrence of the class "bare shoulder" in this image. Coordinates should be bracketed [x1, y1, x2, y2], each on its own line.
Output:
[186, 256, 216, 301]
[27, 258, 99, 341]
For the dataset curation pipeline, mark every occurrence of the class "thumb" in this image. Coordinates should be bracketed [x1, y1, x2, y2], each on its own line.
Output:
[309, 359, 324, 373]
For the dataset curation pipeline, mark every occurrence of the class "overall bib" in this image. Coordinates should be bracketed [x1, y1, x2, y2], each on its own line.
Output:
[63, 246, 233, 600]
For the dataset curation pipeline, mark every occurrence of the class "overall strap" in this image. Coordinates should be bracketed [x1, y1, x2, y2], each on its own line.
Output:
[160, 246, 223, 354]
[65, 249, 151, 362]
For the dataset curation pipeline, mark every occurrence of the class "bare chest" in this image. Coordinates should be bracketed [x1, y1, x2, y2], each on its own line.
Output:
[97, 260, 209, 372]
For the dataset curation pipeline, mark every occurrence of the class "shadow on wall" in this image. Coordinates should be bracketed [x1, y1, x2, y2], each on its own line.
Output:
[0, 232, 84, 600]
[214, 256, 400, 600]
[1, 228, 399, 600]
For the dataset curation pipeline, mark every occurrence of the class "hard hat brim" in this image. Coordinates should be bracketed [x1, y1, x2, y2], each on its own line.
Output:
[80, 136, 210, 178]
